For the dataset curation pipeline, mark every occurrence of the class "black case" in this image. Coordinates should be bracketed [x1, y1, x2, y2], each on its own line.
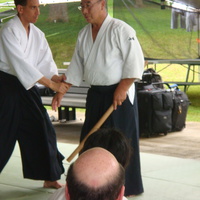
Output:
[172, 90, 190, 131]
[137, 82, 190, 137]
[137, 68, 190, 137]
[137, 88, 174, 137]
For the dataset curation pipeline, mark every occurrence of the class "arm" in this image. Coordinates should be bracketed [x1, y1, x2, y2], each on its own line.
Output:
[112, 23, 144, 110]
[1, 29, 43, 89]
[51, 92, 65, 111]
[51, 81, 72, 111]
[0, 20, 65, 90]
[113, 78, 135, 110]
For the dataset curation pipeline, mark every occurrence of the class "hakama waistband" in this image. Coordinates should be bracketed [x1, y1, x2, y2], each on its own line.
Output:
[90, 83, 118, 93]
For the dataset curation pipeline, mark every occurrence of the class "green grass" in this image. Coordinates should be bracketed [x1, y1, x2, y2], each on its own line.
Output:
[0, 1, 200, 122]
[0, 0, 14, 12]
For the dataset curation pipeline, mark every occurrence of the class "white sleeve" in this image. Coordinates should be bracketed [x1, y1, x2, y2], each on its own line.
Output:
[116, 23, 144, 80]
[65, 38, 84, 86]
[1, 27, 43, 90]
[36, 36, 58, 79]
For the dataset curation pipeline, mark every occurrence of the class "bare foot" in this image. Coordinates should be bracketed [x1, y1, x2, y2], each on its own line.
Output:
[43, 181, 64, 189]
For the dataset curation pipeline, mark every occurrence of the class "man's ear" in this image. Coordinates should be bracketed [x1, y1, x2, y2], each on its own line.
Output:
[65, 183, 70, 200]
[16, 5, 24, 14]
[116, 185, 125, 200]
[101, 0, 105, 10]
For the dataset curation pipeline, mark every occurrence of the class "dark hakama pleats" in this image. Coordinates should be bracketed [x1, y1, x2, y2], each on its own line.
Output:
[0, 71, 64, 181]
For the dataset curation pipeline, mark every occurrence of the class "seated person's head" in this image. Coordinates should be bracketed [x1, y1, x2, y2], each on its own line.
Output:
[66, 147, 125, 200]
[80, 128, 132, 168]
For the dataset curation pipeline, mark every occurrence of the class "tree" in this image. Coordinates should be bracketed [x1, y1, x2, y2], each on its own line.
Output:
[47, 3, 69, 23]
[135, 0, 144, 8]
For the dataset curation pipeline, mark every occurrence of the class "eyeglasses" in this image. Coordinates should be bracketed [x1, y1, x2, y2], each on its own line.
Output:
[78, 0, 101, 11]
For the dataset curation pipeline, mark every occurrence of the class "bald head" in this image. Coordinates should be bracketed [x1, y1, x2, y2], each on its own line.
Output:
[66, 147, 125, 200]
[74, 147, 120, 188]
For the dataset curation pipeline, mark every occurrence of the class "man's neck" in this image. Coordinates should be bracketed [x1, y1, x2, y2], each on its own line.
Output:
[18, 14, 30, 36]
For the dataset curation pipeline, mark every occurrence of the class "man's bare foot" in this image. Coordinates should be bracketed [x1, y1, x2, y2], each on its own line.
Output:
[43, 181, 64, 189]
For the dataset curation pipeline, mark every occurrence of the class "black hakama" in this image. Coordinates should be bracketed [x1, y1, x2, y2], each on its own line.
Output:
[80, 84, 144, 196]
[0, 71, 64, 181]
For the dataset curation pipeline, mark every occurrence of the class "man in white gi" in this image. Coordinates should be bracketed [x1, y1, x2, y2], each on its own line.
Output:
[49, 147, 128, 200]
[52, 0, 144, 196]
[0, 0, 69, 188]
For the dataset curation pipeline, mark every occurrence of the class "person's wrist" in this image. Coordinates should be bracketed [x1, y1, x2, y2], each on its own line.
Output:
[49, 80, 55, 91]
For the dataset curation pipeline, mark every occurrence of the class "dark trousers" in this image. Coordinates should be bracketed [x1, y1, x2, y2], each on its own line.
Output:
[0, 71, 64, 181]
[80, 84, 144, 196]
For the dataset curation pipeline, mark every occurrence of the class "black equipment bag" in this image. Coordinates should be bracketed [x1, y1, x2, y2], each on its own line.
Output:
[137, 82, 190, 137]
[137, 88, 173, 137]
[171, 89, 190, 131]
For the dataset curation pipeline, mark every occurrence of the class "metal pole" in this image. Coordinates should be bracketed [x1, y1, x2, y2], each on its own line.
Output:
[198, 12, 200, 58]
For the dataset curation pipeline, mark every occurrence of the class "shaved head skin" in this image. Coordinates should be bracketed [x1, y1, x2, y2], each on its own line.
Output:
[74, 147, 120, 188]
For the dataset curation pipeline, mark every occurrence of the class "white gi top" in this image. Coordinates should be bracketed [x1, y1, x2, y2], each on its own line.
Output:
[66, 14, 144, 104]
[0, 15, 58, 90]
[48, 187, 128, 200]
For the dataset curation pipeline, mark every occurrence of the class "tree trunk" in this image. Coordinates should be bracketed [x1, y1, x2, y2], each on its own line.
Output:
[135, 0, 144, 8]
[47, 4, 69, 22]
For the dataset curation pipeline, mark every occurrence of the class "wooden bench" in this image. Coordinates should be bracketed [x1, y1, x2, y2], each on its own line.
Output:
[40, 69, 90, 121]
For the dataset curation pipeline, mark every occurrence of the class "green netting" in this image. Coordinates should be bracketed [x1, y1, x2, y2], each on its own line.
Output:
[113, 0, 200, 59]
